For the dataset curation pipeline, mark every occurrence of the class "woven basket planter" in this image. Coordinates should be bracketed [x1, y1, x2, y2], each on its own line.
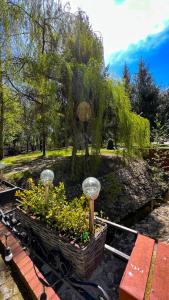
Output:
[0, 180, 19, 203]
[15, 207, 107, 278]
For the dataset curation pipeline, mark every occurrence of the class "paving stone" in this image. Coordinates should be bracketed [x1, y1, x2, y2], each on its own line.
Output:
[9, 295, 24, 300]
[0, 255, 23, 300]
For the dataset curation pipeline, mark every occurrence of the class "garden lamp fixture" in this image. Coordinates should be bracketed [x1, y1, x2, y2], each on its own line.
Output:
[4, 233, 13, 262]
[0, 162, 5, 183]
[82, 177, 101, 234]
[40, 169, 54, 203]
[40, 169, 54, 184]
[5, 247, 13, 262]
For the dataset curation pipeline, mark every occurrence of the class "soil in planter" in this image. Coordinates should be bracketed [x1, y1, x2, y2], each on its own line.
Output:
[0, 183, 11, 192]
[0, 184, 17, 212]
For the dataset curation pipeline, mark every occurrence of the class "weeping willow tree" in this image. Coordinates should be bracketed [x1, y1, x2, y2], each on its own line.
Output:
[84, 59, 107, 155]
[60, 10, 106, 175]
[107, 81, 150, 153]
[0, 1, 150, 170]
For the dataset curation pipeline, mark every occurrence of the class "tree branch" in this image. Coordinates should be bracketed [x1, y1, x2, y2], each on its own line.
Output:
[7, 1, 44, 30]
[7, 77, 41, 105]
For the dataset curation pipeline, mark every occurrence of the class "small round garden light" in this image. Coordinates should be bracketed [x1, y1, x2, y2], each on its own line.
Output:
[4, 233, 13, 262]
[82, 177, 101, 235]
[0, 162, 5, 183]
[40, 169, 54, 204]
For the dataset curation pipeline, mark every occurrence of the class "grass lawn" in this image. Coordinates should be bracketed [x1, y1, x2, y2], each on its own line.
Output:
[2, 147, 122, 183]
[1, 147, 119, 182]
[2, 148, 73, 165]
[2, 147, 119, 166]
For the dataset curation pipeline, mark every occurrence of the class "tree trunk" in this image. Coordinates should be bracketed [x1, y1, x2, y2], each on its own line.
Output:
[39, 138, 42, 151]
[26, 140, 29, 153]
[42, 125, 46, 156]
[71, 124, 78, 177]
[41, 15, 46, 157]
[41, 101, 46, 156]
[0, 57, 4, 160]
[84, 122, 89, 157]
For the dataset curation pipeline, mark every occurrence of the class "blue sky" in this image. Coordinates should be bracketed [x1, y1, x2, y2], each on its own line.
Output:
[61, 0, 169, 87]
[108, 26, 169, 88]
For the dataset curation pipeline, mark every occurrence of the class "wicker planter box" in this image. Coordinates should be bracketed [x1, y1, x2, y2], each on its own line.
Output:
[15, 207, 107, 278]
[0, 180, 19, 203]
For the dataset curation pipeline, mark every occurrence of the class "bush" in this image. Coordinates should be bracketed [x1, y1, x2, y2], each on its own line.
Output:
[15, 178, 90, 243]
[107, 139, 115, 150]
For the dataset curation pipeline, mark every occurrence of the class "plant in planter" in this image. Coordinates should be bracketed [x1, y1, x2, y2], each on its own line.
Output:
[15, 175, 107, 278]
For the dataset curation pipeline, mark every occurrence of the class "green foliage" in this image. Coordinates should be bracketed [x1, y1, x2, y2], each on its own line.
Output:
[151, 114, 169, 145]
[156, 91, 169, 142]
[103, 172, 122, 202]
[133, 59, 159, 128]
[123, 63, 132, 101]
[149, 161, 168, 194]
[0, 1, 152, 172]
[58, 11, 106, 175]
[3, 87, 23, 144]
[16, 178, 90, 243]
[107, 81, 150, 153]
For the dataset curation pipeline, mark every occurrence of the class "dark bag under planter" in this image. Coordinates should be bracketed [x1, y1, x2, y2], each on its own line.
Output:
[15, 207, 107, 279]
[0, 180, 20, 203]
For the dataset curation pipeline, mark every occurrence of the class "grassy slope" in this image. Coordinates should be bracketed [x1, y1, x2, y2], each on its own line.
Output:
[2, 149, 72, 165]
[1, 148, 119, 181]
[2, 148, 119, 165]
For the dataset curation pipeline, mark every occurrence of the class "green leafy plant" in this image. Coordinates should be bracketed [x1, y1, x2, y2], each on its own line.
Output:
[151, 114, 169, 145]
[15, 178, 90, 243]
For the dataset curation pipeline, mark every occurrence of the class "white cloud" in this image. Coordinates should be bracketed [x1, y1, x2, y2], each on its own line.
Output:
[110, 28, 169, 66]
[61, 0, 169, 62]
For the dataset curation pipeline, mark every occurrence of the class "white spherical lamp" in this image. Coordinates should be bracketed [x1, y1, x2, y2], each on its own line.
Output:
[82, 177, 101, 200]
[82, 177, 101, 234]
[40, 169, 54, 185]
[40, 169, 54, 204]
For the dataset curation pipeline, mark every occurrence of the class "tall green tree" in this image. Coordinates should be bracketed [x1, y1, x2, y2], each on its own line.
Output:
[133, 59, 159, 128]
[123, 63, 132, 100]
[107, 80, 150, 152]
[0, 0, 23, 159]
[159, 90, 169, 126]
[3, 88, 22, 149]
[157, 89, 169, 140]
[8, 0, 64, 156]
[60, 11, 105, 174]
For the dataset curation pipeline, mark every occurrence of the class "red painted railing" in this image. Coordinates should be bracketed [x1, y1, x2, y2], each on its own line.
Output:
[119, 234, 169, 300]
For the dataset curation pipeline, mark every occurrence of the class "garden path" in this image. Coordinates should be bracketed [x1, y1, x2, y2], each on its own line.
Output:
[0, 255, 23, 300]
[132, 199, 169, 242]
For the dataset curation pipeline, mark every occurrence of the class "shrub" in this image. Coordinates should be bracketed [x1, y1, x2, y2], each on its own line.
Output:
[15, 178, 90, 243]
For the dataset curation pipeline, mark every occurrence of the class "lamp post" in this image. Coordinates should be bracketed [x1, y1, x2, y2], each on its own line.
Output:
[40, 169, 54, 204]
[0, 162, 5, 183]
[82, 177, 101, 235]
